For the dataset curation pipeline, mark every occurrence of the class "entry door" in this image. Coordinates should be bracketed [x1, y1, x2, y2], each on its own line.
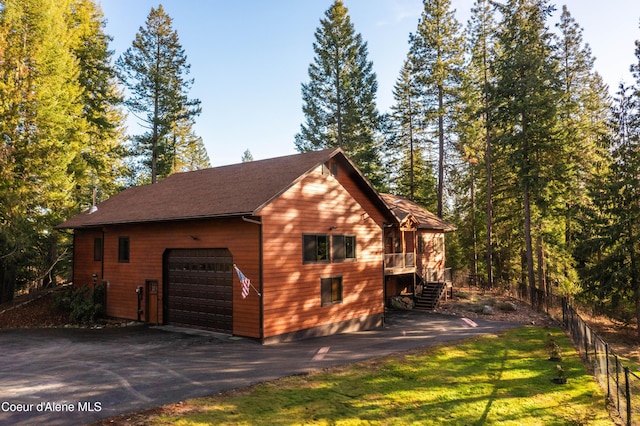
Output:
[165, 248, 233, 333]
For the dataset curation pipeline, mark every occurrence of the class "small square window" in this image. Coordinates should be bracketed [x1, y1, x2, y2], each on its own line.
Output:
[321, 276, 343, 306]
[118, 237, 130, 263]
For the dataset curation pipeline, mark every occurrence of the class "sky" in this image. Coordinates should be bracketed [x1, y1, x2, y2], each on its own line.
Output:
[98, 0, 640, 167]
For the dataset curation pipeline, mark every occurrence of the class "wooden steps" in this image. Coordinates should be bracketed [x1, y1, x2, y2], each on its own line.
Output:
[414, 281, 447, 311]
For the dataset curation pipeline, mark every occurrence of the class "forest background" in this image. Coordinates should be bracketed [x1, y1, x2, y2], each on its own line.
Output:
[2, 0, 640, 337]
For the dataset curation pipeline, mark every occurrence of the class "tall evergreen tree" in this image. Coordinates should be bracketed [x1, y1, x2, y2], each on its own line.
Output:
[408, 0, 465, 218]
[556, 5, 610, 246]
[491, 0, 562, 305]
[582, 84, 640, 338]
[0, 0, 85, 298]
[66, 0, 126, 209]
[116, 5, 201, 184]
[166, 116, 210, 173]
[387, 58, 437, 210]
[453, 0, 498, 281]
[295, 0, 382, 186]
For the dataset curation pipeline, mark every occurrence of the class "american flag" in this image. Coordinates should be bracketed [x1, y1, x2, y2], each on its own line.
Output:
[234, 265, 251, 299]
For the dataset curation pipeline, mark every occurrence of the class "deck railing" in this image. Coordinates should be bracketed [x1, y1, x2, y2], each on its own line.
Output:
[383, 253, 415, 270]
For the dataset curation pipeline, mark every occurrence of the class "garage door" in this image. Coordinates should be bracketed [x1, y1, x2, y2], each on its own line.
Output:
[165, 248, 233, 333]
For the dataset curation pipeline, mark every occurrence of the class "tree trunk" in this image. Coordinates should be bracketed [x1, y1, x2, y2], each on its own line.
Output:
[630, 222, 640, 342]
[409, 93, 415, 201]
[437, 84, 444, 218]
[484, 38, 493, 288]
[523, 183, 536, 308]
[536, 232, 546, 307]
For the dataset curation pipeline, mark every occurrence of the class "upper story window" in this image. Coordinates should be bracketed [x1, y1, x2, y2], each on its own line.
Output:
[118, 236, 130, 263]
[303, 234, 357, 263]
[303, 234, 329, 263]
[332, 235, 356, 261]
[94, 238, 103, 261]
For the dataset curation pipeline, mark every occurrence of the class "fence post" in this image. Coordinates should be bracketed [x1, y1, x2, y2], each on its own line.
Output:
[584, 321, 589, 362]
[606, 343, 610, 399]
[616, 356, 621, 414]
[625, 366, 631, 426]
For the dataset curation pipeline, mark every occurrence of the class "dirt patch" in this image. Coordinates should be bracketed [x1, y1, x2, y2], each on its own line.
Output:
[434, 287, 558, 327]
[0, 291, 71, 329]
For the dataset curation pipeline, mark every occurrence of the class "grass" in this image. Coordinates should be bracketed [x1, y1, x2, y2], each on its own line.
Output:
[136, 326, 615, 425]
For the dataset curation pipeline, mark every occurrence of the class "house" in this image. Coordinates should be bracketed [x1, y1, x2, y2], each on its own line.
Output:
[379, 194, 457, 310]
[57, 148, 455, 343]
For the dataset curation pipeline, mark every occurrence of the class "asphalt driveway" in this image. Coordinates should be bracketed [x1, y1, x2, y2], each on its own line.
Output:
[0, 311, 522, 426]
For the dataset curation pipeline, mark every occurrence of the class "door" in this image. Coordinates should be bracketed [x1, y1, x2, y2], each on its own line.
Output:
[164, 248, 233, 333]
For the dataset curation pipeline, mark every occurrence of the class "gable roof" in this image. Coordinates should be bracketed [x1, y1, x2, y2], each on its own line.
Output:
[380, 193, 457, 232]
[57, 148, 391, 229]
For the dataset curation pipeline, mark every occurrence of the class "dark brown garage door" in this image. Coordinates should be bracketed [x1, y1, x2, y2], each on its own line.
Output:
[165, 248, 233, 333]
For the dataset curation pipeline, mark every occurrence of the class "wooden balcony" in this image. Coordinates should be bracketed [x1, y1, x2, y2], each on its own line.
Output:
[384, 253, 416, 276]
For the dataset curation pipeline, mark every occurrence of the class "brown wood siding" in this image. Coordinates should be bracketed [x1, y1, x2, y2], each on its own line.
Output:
[417, 230, 446, 279]
[73, 230, 104, 287]
[259, 164, 384, 339]
[73, 218, 261, 338]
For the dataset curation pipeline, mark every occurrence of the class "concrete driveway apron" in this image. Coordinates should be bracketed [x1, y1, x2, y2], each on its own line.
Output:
[0, 311, 522, 426]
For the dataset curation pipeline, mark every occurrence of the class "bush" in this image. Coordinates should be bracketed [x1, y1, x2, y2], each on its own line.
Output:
[53, 283, 105, 324]
[455, 291, 470, 299]
[497, 302, 517, 312]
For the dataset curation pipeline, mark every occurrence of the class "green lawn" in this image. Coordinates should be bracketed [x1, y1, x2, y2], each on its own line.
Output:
[150, 327, 613, 425]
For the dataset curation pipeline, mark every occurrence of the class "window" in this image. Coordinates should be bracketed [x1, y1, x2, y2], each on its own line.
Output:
[321, 276, 343, 306]
[94, 238, 103, 261]
[332, 235, 356, 261]
[303, 234, 329, 263]
[118, 237, 130, 263]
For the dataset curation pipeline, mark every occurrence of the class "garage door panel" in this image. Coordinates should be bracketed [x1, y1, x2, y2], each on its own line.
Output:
[165, 248, 233, 333]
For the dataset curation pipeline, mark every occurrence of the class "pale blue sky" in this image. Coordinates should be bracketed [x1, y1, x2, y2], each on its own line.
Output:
[99, 1, 640, 166]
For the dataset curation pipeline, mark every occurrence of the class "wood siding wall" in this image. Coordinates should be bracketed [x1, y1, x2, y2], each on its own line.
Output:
[73, 218, 261, 337]
[72, 229, 104, 288]
[417, 231, 446, 280]
[259, 161, 387, 339]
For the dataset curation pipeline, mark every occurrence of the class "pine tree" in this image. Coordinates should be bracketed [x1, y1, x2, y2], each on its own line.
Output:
[552, 5, 610, 294]
[584, 84, 640, 339]
[556, 5, 610, 234]
[66, 0, 127, 209]
[453, 0, 498, 281]
[241, 149, 254, 163]
[116, 5, 201, 184]
[388, 59, 437, 210]
[295, 0, 382, 186]
[167, 116, 210, 173]
[408, 0, 465, 218]
[0, 0, 85, 297]
[491, 0, 562, 305]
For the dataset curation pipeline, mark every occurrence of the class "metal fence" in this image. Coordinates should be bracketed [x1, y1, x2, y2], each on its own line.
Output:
[562, 300, 640, 426]
[510, 283, 638, 425]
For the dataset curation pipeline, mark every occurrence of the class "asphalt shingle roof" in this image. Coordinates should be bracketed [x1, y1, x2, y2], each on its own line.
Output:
[380, 193, 457, 232]
[58, 148, 343, 229]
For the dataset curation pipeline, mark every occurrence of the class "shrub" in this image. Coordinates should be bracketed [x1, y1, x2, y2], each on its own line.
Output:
[53, 283, 105, 324]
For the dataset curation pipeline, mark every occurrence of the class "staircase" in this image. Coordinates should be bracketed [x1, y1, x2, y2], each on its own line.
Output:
[414, 281, 447, 311]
